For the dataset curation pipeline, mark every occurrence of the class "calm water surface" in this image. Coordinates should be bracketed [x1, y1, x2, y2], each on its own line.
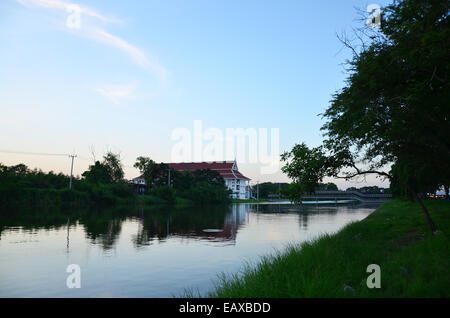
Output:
[0, 202, 381, 297]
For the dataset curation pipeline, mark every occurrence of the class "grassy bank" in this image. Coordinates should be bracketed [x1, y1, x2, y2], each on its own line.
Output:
[209, 199, 450, 297]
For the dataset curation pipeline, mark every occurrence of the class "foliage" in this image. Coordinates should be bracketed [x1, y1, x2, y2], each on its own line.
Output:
[149, 185, 176, 204]
[281, 0, 449, 231]
[316, 182, 339, 191]
[176, 170, 231, 204]
[281, 143, 342, 202]
[134, 156, 232, 204]
[102, 151, 124, 183]
[0, 160, 135, 210]
[256, 182, 290, 198]
[134, 156, 170, 188]
[346, 186, 390, 194]
[81, 161, 112, 184]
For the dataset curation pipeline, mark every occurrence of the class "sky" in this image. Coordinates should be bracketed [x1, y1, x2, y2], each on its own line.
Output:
[0, 0, 392, 189]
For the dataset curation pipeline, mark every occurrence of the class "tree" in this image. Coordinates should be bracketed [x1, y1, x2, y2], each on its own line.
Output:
[134, 156, 155, 175]
[257, 182, 290, 198]
[133, 156, 171, 189]
[82, 161, 112, 184]
[102, 152, 124, 183]
[282, 0, 449, 232]
[316, 182, 339, 191]
[281, 143, 339, 203]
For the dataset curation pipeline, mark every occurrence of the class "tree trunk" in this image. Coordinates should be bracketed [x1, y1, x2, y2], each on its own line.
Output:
[406, 185, 437, 233]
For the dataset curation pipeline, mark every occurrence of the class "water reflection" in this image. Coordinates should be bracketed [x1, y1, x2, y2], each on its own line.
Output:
[132, 205, 241, 246]
[0, 202, 382, 297]
[0, 202, 382, 251]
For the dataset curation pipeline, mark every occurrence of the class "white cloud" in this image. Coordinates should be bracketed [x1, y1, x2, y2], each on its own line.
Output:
[96, 84, 137, 104]
[91, 29, 168, 84]
[15, 0, 169, 97]
[16, 0, 119, 23]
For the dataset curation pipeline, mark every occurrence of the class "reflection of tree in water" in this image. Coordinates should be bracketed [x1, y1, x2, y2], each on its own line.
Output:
[0, 204, 254, 249]
[132, 208, 170, 246]
[87, 218, 123, 250]
[0, 208, 76, 240]
[132, 204, 246, 248]
[80, 210, 128, 250]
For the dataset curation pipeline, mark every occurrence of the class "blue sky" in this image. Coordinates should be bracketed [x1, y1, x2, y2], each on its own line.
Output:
[0, 0, 392, 188]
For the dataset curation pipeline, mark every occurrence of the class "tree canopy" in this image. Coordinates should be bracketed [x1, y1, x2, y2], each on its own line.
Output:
[281, 0, 449, 232]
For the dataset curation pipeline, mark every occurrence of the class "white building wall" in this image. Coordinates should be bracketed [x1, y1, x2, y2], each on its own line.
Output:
[225, 178, 250, 199]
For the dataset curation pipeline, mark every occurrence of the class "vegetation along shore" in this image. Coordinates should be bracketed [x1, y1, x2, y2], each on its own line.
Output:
[207, 199, 449, 297]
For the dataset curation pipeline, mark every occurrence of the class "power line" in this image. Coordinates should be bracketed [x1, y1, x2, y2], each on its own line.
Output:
[0, 149, 70, 157]
[0, 149, 79, 190]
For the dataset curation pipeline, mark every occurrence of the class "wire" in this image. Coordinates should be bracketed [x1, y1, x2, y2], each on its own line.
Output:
[0, 149, 138, 170]
[0, 149, 70, 157]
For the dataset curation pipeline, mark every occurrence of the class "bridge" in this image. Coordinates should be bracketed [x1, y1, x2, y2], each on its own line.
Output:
[301, 190, 392, 203]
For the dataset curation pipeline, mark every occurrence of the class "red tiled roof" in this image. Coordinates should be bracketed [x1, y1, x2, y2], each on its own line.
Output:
[168, 161, 235, 171]
[134, 161, 251, 181]
[168, 161, 251, 181]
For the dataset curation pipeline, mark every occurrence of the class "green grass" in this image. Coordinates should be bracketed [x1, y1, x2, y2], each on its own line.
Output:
[208, 199, 450, 297]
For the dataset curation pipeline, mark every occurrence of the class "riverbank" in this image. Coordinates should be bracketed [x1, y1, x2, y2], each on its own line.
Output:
[208, 199, 450, 297]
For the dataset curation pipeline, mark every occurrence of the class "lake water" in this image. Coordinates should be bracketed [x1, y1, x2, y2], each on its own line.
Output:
[0, 202, 381, 297]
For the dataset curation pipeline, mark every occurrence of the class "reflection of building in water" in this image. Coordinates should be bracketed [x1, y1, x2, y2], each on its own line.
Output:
[132, 204, 250, 247]
[170, 204, 249, 243]
[219, 204, 249, 241]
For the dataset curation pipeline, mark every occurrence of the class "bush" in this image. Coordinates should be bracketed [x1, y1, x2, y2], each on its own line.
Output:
[183, 182, 230, 205]
[149, 185, 176, 204]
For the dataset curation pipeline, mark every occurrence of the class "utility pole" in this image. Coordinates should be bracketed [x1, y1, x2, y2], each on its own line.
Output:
[69, 154, 77, 190]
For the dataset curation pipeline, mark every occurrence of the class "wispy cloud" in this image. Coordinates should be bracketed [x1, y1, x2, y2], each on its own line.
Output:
[91, 29, 168, 84]
[16, 0, 119, 23]
[96, 84, 137, 105]
[15, 0, 169, 103]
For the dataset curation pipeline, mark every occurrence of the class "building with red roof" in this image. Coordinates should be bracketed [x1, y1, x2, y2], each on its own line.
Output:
[131, 160, 252, 199]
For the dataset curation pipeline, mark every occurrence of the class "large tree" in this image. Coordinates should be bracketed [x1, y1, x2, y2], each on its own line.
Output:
[134, 156, 171, 188]
[82, 151, 125, 184]
[282, 0, 449, 232]
[102, 152, 124, 183]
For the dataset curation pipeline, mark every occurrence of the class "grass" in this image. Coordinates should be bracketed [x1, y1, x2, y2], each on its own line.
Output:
[207, 199, 450, 297]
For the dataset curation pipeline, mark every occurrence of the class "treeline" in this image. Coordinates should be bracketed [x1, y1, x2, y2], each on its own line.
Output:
[0, 153, 231, 210]
[0, 155, 135, 210]
[346, 186, 390, 194]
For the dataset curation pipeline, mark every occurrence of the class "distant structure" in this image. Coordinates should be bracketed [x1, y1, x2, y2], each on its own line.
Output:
[131, 160, 251, 199]
[301, 190, 392, 203]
